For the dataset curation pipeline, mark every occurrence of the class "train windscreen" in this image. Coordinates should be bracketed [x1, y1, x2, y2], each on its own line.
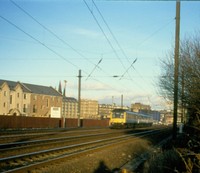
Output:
[112, 112, 124, 118]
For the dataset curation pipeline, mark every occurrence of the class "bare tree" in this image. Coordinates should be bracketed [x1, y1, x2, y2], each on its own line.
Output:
[158, 31, 200, 125]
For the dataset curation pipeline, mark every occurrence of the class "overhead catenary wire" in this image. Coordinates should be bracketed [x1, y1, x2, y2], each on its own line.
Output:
[83, 0, 127, 72]
[1, 1, 174, 107]
[9, 0, 103, 71]
[10, 0, 169, 87]
[10, 0, 126, 82]
[86, 58, 103, 80]
[89, 0, 156, 94]
[0, 15, 79, 69]
[120, 58, 137, 80]
[93, 0, 174, 91]
[92, 0, 131, 64]
[0, 16, 130, 95]
[82, 0, 149, 96]
[0, 15, 120, 91]
[82, 0, 154, 97]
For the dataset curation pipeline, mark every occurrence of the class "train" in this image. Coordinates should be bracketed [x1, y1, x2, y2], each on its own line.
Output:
[109, 108, 153, 128]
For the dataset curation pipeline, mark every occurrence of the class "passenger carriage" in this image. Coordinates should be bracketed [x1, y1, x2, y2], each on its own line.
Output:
[109, 109, 153, 128]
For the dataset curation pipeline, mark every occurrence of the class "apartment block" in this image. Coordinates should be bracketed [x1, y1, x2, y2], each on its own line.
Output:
[62, 96, 78, 118]
[131, 102, 151, 113]
[81, 99, 98, 119]
[98, 104, 113, 119]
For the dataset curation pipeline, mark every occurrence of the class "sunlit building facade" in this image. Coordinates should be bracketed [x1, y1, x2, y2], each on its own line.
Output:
[81, 99, 98, 119]
[0, 79, 62, 117]
[62, 97, 78, 118]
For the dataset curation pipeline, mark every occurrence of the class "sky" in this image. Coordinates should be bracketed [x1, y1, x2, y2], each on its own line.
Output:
[0, 0, 200, 110]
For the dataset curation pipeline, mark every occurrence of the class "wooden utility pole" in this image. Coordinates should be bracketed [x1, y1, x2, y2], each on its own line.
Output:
[78, 70, 82, 127]
[173, 0, 180, 139]
[181, 68, 185, 123]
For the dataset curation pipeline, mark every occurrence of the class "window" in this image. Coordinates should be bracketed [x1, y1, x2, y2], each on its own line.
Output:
[10, 95, 12, 104]
[23, 104, 26, 112]
[112, 112, 124, 118]
[24, 94, 27, 99]
[4, 91, 7, 96]
[33, 95, 36, 100]
[3, 102, 6, 107]
[47, 99, 49, 107]
[33, 105, 36, 113]
[53, 107, 59, 111]
[17, 104, 19, 109]
[17, 93, 20, 98]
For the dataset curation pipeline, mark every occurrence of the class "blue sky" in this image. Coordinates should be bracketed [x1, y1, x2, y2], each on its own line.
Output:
[0, 0, 200, 110]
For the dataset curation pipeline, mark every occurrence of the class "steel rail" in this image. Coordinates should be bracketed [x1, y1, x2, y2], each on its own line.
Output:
[0, 130, 124, 150]
[0, 130, 155, 162]
[0, 129, 162, 172]
[0, 128, 108, 139]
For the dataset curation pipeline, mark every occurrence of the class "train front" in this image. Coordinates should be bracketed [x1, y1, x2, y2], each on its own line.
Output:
[109, 109, 126, 128]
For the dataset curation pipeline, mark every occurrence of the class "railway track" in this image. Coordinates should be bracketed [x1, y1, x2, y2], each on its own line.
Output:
[0, 128, 166, 173]
[0, 128, 111, 143]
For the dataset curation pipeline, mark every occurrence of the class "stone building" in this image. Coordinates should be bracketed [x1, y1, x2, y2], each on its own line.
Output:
[0, 79, 62, 117]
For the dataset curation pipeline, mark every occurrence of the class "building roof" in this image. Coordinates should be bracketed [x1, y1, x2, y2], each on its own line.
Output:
[23, 83, 62, 96]
[0, 79, 62, 97]
[0, 79, 20, 91]
[63, 96, 77, 102]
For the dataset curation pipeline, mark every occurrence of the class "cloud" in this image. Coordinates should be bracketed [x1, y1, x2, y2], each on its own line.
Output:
[73, 28, 102, 39]
[82, 82, 113, 91]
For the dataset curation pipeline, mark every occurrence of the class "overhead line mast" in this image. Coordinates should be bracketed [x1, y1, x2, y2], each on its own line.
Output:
[78, 70, 82, 128]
